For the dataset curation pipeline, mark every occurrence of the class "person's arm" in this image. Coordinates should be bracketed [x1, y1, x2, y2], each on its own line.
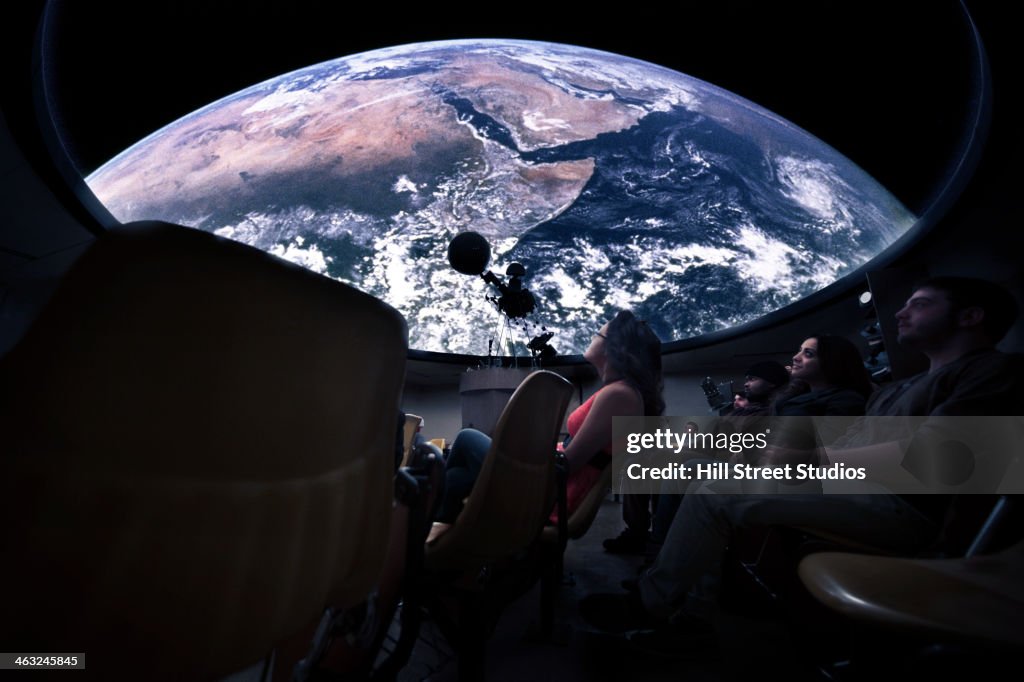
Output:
[826, 356, 1024, 490]
[814, 391, 868, 445]
[823, 441, 926, 490]
[759, 392, 865, 465]
[927, 353, 1024, 417]
[562, 382, 643, 474]
[759, 433, 922, 489]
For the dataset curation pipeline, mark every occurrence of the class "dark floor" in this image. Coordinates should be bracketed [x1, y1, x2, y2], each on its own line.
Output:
[390, 495, 823, 682]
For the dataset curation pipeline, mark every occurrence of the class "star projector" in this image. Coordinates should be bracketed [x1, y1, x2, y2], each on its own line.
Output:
[447, 231, 555, 362]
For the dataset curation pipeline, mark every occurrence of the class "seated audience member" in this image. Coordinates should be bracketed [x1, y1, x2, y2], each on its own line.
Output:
[728, 361, 790, 416]
[582, 276, 1023, 646]
[652, 334, 872, 545]
[776, 334, 872, 415]
[769, 333, 874, 448]
[432, 311, 664, 540]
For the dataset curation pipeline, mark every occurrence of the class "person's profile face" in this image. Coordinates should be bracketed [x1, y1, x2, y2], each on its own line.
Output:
[743, 376, 773, 398]
[790, 338, 824, 384]
[894, 287, 957, 347]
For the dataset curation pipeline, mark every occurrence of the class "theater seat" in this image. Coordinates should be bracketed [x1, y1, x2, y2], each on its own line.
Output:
[401, 413, 424, 467]
[424, 370, 572, 571]
[0, 222, 407, 680]
[798, 493, 1024, 647]
[416, 369, 572, 679]
[798, 540, 1024, 648]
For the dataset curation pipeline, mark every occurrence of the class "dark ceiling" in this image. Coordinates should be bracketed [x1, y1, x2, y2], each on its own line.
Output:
[40, 1, 993, 217]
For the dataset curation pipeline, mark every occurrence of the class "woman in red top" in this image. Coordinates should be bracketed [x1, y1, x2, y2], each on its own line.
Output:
[433, 310, 664, 530]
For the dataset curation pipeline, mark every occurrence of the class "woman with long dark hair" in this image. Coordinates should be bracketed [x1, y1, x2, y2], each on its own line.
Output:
[776, 334, 873, 416]
[432, 310, 663, 536]
[767, 334, 873, 456]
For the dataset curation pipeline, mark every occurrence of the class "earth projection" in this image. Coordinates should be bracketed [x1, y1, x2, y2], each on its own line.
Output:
[86, 39, 916, 355]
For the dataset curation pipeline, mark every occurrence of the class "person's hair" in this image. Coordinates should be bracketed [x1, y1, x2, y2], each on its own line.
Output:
[604, 310, 665, 416]
[771, 377, 809, 406]
[913, 276, 1019, 343]
[808, 334, 874, 398]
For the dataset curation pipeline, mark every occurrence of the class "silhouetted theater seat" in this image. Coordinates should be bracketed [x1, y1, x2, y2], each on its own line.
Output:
[0, 222, 408, 680]
[424, 370, 572, 571]
[401, 413, 424, 467]
[414, 370, 572, 679]
[798, 540, 1024, 649]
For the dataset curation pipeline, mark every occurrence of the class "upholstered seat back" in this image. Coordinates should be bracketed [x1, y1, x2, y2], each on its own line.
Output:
[0, 222, 407, 679]
[402, 413, 424, 468]
[426, 370, 572, 570]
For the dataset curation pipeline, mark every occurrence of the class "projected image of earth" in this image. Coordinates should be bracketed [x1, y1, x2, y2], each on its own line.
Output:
[87, 39, 915, 355]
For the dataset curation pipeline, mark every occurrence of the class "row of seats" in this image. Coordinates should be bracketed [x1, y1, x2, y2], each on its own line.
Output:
[0, 221, 597, 681]
[390, 372, 574, 680]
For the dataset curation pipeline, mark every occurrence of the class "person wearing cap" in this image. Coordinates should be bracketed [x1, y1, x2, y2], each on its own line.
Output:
[726, 360, 790, 416]
[646, 361, 791, 549]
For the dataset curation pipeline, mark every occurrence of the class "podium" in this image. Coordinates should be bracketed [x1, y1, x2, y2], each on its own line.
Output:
[459, 367, 533, 436]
